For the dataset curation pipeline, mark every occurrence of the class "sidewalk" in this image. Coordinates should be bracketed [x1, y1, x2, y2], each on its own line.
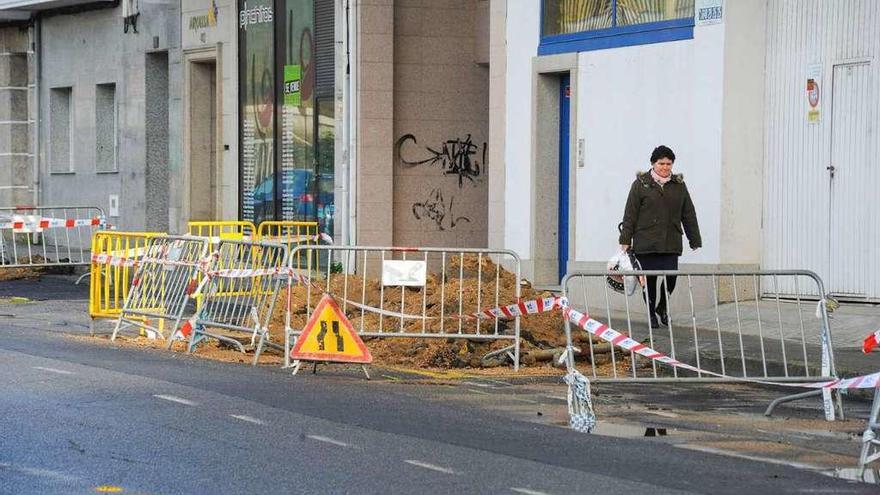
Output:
[575, 297, 880, 378]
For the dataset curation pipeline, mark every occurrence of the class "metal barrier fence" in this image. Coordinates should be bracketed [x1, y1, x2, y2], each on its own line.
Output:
[89, 231, 160, 324]
[0, 205, 105, 268]
[284, 245, 523, 370]
[861, 389, 880, 469]
[189, 239, 288, 365]
[562, 269, 842, 418]
[257, 220, 320, 270]
[111, 236, 209, 343]
[188, 220, 256, 249]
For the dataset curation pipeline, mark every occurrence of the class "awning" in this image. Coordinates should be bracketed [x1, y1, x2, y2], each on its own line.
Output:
[0, 0, 115, 12]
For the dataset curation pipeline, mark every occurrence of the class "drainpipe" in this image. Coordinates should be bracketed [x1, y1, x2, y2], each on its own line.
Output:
[346, 0, 357, 246]
[30, 16, 40, 207]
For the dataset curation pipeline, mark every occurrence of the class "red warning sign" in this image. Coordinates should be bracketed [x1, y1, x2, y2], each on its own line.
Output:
[289, 294, 372, 364]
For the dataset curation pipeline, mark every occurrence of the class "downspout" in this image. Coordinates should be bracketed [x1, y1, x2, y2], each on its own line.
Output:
[339, 0, 350, 246]
[30, 16, 41, 206]
[346, 0, 357, 246]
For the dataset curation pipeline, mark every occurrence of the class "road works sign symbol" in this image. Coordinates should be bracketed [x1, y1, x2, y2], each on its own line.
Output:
[290, 294, 372, 364]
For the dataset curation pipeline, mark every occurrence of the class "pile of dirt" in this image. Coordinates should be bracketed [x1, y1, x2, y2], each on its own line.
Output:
[0, 266, 44, 281]
[0, 255, 48, 281]
[77, 333, 285, 366]
[268, 253, 614, 370]
[0, 254, 76, 280]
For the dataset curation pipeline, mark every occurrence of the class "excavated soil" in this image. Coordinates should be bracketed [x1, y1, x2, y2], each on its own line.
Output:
[0, 266, 44, 281]
[0, 255, 77, 280]
[268, 254, 609, 370]
[74, 333, 285, 366]
[78, 254, 639, 372]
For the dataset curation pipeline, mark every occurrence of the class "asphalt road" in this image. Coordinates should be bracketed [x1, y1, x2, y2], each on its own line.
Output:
[0, 318, 874, 494]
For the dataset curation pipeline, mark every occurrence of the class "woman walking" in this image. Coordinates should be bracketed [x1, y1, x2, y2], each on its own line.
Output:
[618, 145, 701, 328]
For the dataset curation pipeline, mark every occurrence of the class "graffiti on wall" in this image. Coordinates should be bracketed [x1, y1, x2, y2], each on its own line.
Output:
[412, 188, 471, 232]
[397, 133, 485, 231]
[395, 134, 486, 188]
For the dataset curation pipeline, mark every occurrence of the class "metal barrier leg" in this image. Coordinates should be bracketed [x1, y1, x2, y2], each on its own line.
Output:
[765, 389, 824, 417]
[253, 332, 267, 366]
[480, 344, 515, 366]
[859, 388, 880, 473]
[860, 388, 880, 471]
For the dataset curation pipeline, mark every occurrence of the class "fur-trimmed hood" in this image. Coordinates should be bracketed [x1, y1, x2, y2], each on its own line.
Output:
[636, 170, 684, 186]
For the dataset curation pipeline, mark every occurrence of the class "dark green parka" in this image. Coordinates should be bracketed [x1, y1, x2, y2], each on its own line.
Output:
[618, 171, 702, 255]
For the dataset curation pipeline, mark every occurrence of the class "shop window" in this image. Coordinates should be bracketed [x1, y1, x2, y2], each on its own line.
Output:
[539, 0, 695, 55]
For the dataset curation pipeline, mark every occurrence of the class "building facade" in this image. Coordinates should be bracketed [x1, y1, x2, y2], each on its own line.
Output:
[494, 0, 878, 300]
[0, 0, 180, 232]
[2, 0, 876, 300]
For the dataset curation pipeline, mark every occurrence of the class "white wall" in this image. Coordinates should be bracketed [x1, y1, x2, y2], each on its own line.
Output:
[763, 0, 880, 297]
[503, 0, 539, 259]
[503, 2, 726, 266]
[575, 24, 725, 265]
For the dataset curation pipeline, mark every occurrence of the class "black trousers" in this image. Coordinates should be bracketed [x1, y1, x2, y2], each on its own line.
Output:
[636, 253, 679, 315]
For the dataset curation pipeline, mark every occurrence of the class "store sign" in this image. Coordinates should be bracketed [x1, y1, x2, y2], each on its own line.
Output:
[806, 64, 822, 124]
[239, 1, 273, 30]
[695, 0, 723, 26]
[188, 0, 218, 31]
[284, 65, 302, 106]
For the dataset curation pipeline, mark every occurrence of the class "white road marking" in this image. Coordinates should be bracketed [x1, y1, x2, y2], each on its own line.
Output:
[230, 414, 266, 425]
[306, 435, 350, 447]
[33, 366, 74, 375]
[403, 460, 457, 474]
[467, 388, 492, 396]
[511, 488, 552, 495]
[462, 381, 495, 388]
[153, 394, 197, 406]
[0, 462, 81, 482]
[675, 444, 822, 471]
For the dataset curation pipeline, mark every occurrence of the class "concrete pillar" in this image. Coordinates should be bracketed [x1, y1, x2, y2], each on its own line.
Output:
[0, 27, 32, 207]
[356, 0, 394, 246]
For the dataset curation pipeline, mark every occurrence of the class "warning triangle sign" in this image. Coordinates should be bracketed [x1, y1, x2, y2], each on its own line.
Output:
[290, 294, 373, 364]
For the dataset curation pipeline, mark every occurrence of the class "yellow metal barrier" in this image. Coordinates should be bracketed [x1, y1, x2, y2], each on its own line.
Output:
[256, 221, 319, 270]
[89, 231, 160, 321]
[187, 220, 257, 250]
[188, 221, 259, 306]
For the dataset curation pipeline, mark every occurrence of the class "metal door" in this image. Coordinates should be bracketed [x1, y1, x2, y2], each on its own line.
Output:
[558, 74, 571, 283]
[828, 62, 872, 296]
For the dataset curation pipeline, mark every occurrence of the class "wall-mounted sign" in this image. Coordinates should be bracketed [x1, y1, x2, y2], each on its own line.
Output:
[806, 64, 822, 124]
[382, 260, 427, 287]
[189, 0, 218, 31]
[284, 65, 302, 106]
[695, 0, 723, 26]
[239, 1, 273, 30]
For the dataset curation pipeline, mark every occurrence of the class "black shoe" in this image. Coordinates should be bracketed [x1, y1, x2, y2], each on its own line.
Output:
[649, 314, 659, 328]
[658, 311, 669, 327]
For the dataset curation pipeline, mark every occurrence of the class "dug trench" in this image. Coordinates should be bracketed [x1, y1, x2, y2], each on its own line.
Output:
[103, 254, 640, 375]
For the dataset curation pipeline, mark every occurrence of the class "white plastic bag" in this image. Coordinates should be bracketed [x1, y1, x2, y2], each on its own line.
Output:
[606, 250, 641, 296]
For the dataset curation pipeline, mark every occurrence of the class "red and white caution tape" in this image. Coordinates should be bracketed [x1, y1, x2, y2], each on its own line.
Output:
[91, 253, 139, 268]
[315, 290, 880, 390]
[0, 217, 103, 232]
[563, 306, 880, 390]
[91, 247, 150, 267]
[203, 267, 289, 278]
[305, 294, 567, 323]
[474, 296, 566, 320]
